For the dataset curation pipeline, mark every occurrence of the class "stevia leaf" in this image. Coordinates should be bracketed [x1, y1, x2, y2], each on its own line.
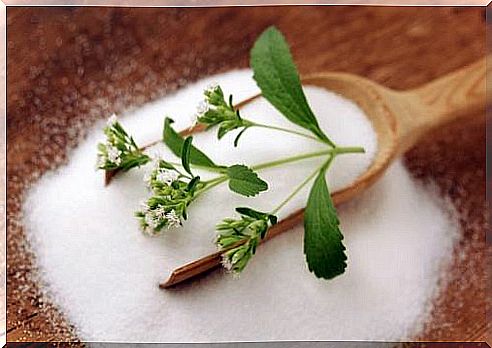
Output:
[235, 207, 266, 219]
[163, 118, 218, 168]
[233, 127, 248, 147]
[181, 136, 193, 176]
[227, 165, 268, 197]
[187, 176, 201, 193]
[158, 160, 177, 170]
[250, 27, 334, 146]
[304, 165, 347, 279]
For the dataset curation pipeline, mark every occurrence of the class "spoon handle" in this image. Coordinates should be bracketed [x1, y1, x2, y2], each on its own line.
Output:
[397, 55, 489, 152]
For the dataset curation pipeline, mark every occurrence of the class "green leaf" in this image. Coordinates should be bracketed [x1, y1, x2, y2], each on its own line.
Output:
[235, 207, 277, 224]
[163, 118, 218, 168]
[157, 159, 177, 170]
[227, 165, 268, 197]
[187, 176, 201, 193]
[233, 127, 248, 147]
[303, 166, 347, 279]
[181, 136, 193, 176]
[250, 27, 334, 146]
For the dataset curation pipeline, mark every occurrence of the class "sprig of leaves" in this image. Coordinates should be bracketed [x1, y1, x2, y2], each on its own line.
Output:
[213, 26, 349, 279]
[136, 159, 201, 236]
[251, 27, 335, 147]
[163, 118, 220, 169]
[98, 26, 365, 283]
[163, 117, 268, 198]
[136, 134, 212, 236]
[96, 115, 151, 171]
[194, 83, 254, 146]
[216, 207, 277, 274]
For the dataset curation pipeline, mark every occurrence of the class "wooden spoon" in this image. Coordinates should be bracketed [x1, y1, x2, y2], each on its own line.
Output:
[159, 56, 489, 288]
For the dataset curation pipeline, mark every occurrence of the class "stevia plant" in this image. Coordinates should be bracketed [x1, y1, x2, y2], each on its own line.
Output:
[135, 128, 269, 236]
[97, 26, 366, 281]
[96, 114, 151, 171]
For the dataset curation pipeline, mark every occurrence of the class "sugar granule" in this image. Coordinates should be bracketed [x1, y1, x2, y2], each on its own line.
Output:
[22, 70, 459, 342]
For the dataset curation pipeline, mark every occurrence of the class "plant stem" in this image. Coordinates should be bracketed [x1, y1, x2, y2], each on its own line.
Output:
[195, 145, 364, 203]
[193, 145, 366, 194]
[159, 146, 364, 176]
[250, 122, 325, 144]
[196, 176, 228, 195]
[251, 146, 364, 171]
[270, 154, 336, 215]
[270, 162, 324, 215]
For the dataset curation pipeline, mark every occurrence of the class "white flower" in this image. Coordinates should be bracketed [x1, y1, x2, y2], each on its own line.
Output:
[142, 224, 159, 237]
[106, 144, 122, 166]
[221, 255, 233, 271]
[150, 150, 162, 162]
[156, 169, 179, 185]
[154, 205, 167, 219]
[95, 154, 106, 169]
[143, 172, 153, 188]
[196, 100, 210, 117]
[165, 210, 181, 228]
[144, 211, 156, 228]
[151, 159, 162, 172]
[107, 113, 118, 127]
[205, 81, 218, 93]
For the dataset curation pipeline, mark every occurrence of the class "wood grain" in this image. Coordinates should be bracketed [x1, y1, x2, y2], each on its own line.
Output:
[6, 6, 487, 343]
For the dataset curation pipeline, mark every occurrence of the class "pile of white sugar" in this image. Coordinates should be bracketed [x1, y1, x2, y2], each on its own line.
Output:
[23, 70, 459, 342]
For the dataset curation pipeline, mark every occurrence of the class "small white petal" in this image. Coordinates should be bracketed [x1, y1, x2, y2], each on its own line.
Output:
[151, 150, 162, 161]
[106, 144, 122, 166]
[143, 172, 153, 187]
[95, 154, 106, 168]
[196, 101, 210, 117]
[156, 169, 179, 185]
[205, 81, 218, 93]
[107, 114, 118, 127]
[221, 255, 233, 271]
[154, 206, 167, 219]
[165, 210, 181, 228]
[144, 213, 154, 225]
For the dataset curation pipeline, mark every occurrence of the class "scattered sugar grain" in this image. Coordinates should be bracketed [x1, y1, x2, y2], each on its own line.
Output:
[23, 70, 459, 342]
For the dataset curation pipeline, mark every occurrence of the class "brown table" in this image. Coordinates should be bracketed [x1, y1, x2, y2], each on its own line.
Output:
[6, 6, 488, 342]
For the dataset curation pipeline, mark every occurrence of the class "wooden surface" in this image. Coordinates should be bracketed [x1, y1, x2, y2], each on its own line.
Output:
[6, 6, 488, 343]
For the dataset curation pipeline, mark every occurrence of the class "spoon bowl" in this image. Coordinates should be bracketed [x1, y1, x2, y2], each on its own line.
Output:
[304, 57, 488, 207]
[156, 56, 488, 288]
[302, 73, 399, 207]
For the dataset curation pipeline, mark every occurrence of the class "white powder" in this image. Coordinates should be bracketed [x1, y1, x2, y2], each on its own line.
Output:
[23, 70, 458, 342]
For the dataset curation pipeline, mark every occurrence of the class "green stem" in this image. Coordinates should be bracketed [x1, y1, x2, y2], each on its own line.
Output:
[196, 176, 228, 195]
[270, 158, 329, 215]
[162, 146, 364, 176]
[191, 145, 365, 196]
[251, 146, 365, 171]
[250, 122, 325, 144]
[270, 154, 336, 215]
[158, 160, 226, 174]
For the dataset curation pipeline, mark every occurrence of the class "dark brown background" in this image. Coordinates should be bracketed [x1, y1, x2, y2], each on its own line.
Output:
[6, 6, 488, 342]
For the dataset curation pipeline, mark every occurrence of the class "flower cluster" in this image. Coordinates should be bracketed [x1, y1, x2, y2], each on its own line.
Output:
[194, 83, 253, 144]
[136, 160, 204, 236]
[96, 114, 150, 171]
[216, 208, 277, 274]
